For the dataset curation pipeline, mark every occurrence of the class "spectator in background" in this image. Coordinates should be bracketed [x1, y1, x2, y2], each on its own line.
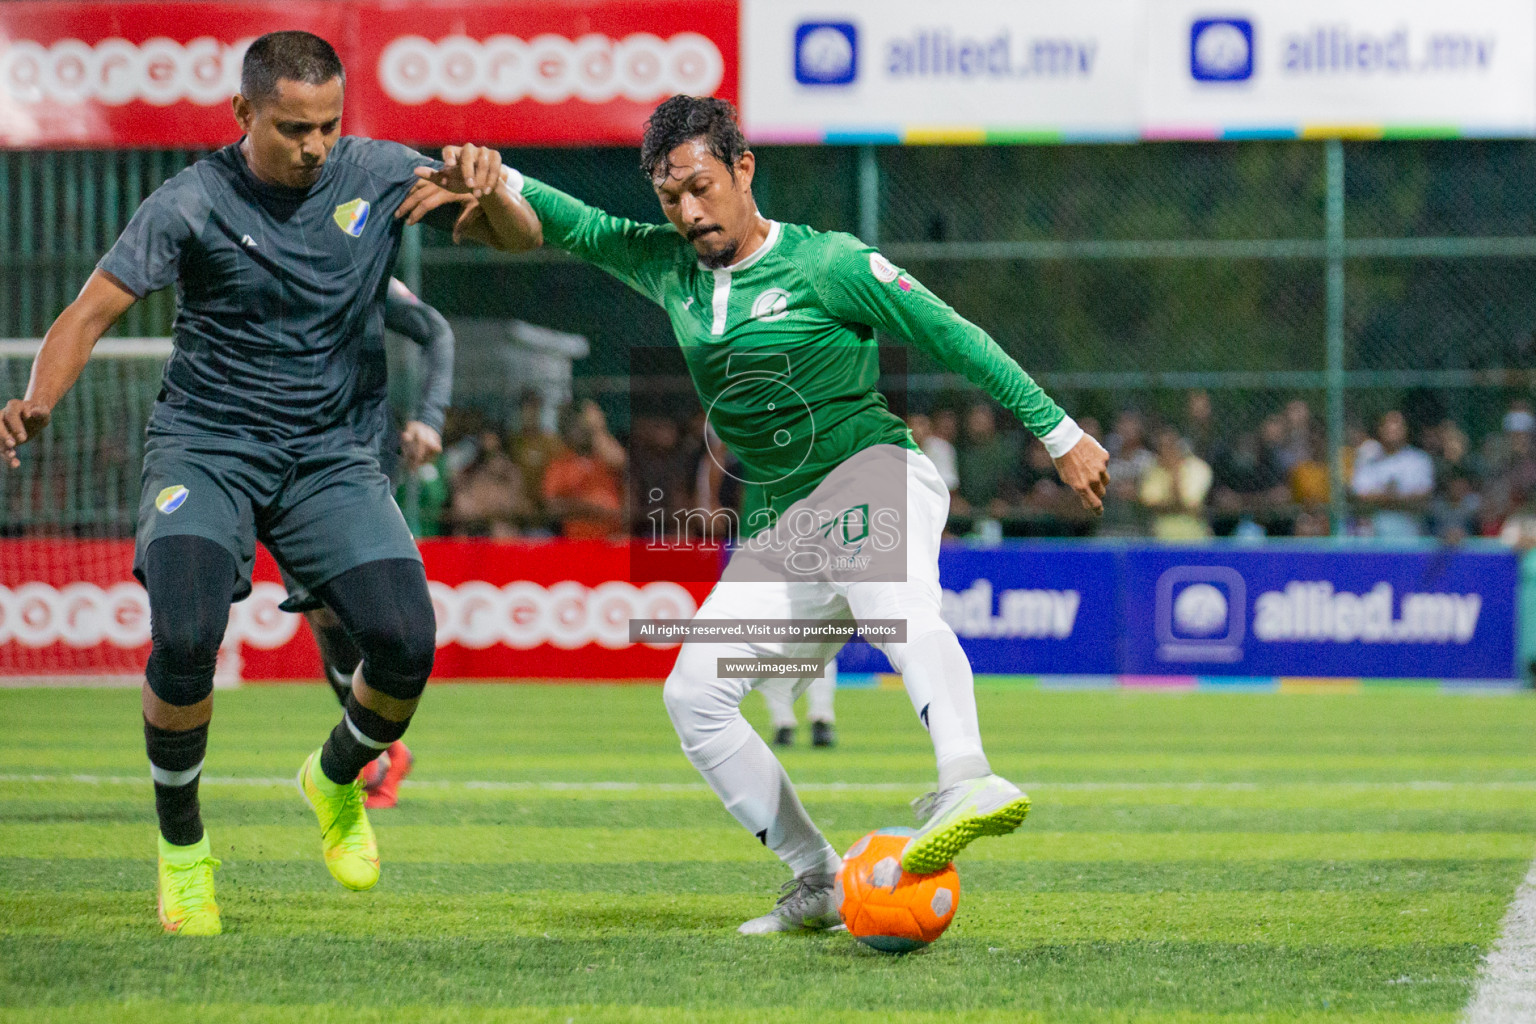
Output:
[1101, 410, 1155, 535]
[447, 430, 532, 537]
[1277, 399, 1315, 472]
[695, 418, 743, 531]
[1481, 399, 1535, 482]
[1426, 419, 1476, 484]
[1209, 427, 1289, 534]
[1432, 473, 1482, 542]
[1184, 389, 1215, 460]
[543, 400, 626, 540]
[1288, 434, 1330, 511]
[956, 402, 1021, 517]
[508, 393, 563, 530]
[631, 412, 699, 539]
[1138, 426, 1213, 539]
[931, 408, 962, 488]
[1483, 422, 1536, 531]
[1351, 410, 1433, 538]
[908, 413, 959, 493]
[1106, 410, 1155, 487]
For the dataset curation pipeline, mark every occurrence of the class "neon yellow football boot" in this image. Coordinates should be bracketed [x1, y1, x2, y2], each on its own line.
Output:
[298, 749, 380, 891]
[901, 774, 1031, 875]
[157, 833, 222, 936]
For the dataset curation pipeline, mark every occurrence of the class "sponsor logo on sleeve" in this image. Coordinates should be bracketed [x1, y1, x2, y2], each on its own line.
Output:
[332, 198, 370, 237]
[869, 253, 899, 283]
[155, 485, 188, 514]
[795, 22, 858, 86]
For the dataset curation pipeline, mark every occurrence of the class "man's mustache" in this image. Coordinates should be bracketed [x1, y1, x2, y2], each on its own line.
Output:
[687, 224, 724, 242]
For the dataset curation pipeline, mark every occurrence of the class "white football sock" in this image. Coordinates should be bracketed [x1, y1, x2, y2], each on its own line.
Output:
[890, 629, 991, 791]
[685, 714, 841, 878]
[807, 662, 836, 724]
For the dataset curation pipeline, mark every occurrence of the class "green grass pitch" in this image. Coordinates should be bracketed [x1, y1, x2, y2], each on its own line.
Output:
[3, 683, 1536, 1023]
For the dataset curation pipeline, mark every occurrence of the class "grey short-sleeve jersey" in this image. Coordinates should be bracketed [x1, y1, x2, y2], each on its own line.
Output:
[98, 136, 450, 447]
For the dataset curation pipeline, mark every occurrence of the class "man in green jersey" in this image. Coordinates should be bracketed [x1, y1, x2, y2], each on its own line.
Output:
[404, 96, 1109, 934]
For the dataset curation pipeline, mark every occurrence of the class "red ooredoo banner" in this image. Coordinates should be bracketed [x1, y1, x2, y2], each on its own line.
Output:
[0, 0, 739, 149]
[0, 538, 719, 682]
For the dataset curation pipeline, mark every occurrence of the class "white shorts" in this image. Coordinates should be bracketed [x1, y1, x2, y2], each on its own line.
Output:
[689, 444, 951, 696]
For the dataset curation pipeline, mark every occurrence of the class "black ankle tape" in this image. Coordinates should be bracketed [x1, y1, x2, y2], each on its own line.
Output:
[344, 693, 409, 745]
[144, 719, 209, 772]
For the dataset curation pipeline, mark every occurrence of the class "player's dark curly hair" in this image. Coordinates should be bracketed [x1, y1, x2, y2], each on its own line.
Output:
[241, 31, 345, 107]
[640, 95, 749, 181]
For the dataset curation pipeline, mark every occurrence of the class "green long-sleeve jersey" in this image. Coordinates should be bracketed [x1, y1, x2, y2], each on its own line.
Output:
[520, 175, 1071, 532]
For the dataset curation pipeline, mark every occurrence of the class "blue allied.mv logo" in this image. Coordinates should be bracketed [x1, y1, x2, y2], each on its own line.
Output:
[1190, 18, 1254, 82]
[795, 22, 857, 86]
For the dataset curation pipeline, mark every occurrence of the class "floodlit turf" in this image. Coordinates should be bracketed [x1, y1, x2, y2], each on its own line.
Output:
[2, 684, 1535, 1023]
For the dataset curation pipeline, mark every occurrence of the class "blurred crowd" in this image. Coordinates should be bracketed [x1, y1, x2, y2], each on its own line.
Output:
[407, 390, 1536, 546]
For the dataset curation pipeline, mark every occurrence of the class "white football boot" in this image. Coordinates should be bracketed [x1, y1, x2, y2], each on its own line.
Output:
[902, 774, 1031, 874]
[737, 873, 843, 935]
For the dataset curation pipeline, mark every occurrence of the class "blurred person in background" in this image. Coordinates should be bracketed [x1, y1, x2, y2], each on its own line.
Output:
[1481, 399, 1535, 480]
[1351, 410, 1433, 538]
[760, 663, 838, 748]
[1209, 428, 1288, 534]
[1138, 426, 1213, 539]
[1432, 473, 1482, 542]
[1277, 399, 1315, 473]
[908, 413, 959, 493]
[1288, 434, 1331, 512]
[1184, 389, 1215, 460]
[447, 429, 532, 537]
[1426, 419, 1477, 484]
[509, 392, 564, 532]
[930, 408, 962, 494]
[631, 412, 699, 540]
[956, 402, 1022, 518]
[1482, 420, 1536, 532]
[543, 400, 626, 540]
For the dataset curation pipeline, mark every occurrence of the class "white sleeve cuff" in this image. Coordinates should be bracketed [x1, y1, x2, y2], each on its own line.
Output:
[500, 165, 526, 194]
[1040, 415, 1084, 459]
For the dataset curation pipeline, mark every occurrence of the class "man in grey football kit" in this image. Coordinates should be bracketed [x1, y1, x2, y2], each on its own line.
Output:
[280, 276, 456, 808]
[0, 31, 540, 934]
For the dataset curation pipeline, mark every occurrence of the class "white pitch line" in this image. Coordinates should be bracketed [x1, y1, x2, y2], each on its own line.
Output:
[2, 773, 1536, 793]
[1463, 851, 1536, 1024]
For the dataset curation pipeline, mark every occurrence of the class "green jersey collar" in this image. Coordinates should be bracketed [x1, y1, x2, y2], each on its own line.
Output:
[701, 219, 781, 274]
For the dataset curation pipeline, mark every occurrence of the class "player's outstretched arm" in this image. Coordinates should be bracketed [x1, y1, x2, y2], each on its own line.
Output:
[405, 145, 542, 253]
[1, 270, 136, 469]
[811, 236, 1109, 514]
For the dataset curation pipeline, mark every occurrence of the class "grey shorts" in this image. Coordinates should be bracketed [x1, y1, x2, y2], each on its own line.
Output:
[134, 433, 419, 602]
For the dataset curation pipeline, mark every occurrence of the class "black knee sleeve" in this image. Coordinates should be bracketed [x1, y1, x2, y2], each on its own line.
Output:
[314, 558, 435, 701]
[144, 536, 237, 706]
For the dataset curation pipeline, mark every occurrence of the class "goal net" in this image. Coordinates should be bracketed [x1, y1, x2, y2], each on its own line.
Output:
[0, 338, 169, 683]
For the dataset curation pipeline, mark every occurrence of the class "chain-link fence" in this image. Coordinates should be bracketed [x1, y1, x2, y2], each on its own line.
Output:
[4, 140, 1536, 540]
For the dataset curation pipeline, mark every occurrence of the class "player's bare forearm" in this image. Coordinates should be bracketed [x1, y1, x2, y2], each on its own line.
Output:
[1, 270, 134, 467]
[1052, 434, 1111, 516]
[402, 144, 541, 252]
[464, 181, 541, 252]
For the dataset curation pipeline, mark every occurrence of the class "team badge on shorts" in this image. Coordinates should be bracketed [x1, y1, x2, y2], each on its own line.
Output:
[155, 485, 189, 514]
[333, 198, 370, 237]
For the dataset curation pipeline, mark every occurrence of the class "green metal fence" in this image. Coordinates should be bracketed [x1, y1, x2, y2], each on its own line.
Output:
[5, 140, 1536, 536]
